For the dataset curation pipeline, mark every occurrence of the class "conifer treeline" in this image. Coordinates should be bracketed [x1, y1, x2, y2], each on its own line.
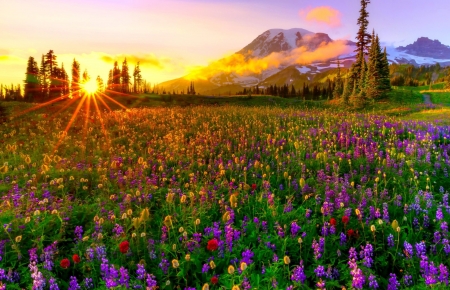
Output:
[0, 50, 153, 103]
[106, 59, 149, 94]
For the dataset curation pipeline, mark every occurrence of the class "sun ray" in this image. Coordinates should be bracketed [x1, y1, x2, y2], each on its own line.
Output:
[92, 94, 111, 148]
[98, 91, 129, 110]
[53, 95, 87, 153]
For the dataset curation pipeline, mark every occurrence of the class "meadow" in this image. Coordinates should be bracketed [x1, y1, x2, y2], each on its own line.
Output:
[0, 95, 450, 289]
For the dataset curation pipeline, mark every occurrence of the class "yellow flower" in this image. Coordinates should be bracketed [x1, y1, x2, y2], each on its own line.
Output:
[202, 283, 209, 290]
[228, 265, 235, 274]
[283, 255, 291, 265]
[231, 286, 240, 290]
[391, 219, 399, 231]
[185, 254, 191, 261]
[195, 218, 201, 225]
[240, 262, 247, 271]
[370, 225, 376, 232]
[15, 236, 22, 243]
[209, 260, 216, 269]
[171, 259, 179, 268]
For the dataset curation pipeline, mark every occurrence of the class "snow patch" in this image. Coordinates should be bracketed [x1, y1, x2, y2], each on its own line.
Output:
[296, 66, 311, 74]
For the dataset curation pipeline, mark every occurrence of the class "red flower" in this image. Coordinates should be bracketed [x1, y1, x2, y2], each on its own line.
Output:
[330, 218, 337, 226]
[60, 258, 70, 269]
[342, 215, 349, 224]
[347, 229, 355, 237]
[251, 184, 257, 191]
[72, 254, 81, 264]
[207, 239, 219, 251]
[119, 241, 129, 254]
[211, 276, 219, 285]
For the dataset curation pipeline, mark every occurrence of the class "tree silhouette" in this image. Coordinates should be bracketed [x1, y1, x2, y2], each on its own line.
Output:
[24, 56, 39, 102]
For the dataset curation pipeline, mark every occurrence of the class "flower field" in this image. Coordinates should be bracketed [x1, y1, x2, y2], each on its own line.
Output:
[0, 105, 450, 289]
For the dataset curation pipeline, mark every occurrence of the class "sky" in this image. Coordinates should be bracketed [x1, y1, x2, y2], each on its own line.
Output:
[1, 0, 449, 87]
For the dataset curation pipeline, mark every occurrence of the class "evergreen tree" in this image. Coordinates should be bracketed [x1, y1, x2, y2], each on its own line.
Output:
[342, 78, 351, 104]
[82, 69, 90, 84]
[112, 61, 121, 92]
[71, 59, 80, 98]
[133, 62, 142, 93]
[96, 76, 104, 92]
[121, 58, 130, 93]
[24, 56, 40, 102]
[45, 50, 59, 100]
[38, 55, 47, 102]
[379, 47, 391, 91]
[333, 58, 343, 98]
[348, 0, 371, 97]
[107, 70, 113, 91]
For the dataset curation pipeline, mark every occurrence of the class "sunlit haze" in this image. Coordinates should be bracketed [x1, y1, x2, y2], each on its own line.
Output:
[1, 0, 449, 86]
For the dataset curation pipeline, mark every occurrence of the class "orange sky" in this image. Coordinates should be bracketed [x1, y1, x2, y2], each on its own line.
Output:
[1, 0, 449, 86]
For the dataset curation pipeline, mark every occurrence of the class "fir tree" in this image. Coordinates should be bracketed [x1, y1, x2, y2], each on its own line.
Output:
[107, 70, 113, 91]
[38, 55, 47, 102]
[96, 76, 104, 92]
[349, 0, 371, 96]
[133, 62, 142, 93]
[112, 61, 121, 92]
[24, 56, 40, 102]
[121, 58, 130, 93]
[45, 50, 59, 100]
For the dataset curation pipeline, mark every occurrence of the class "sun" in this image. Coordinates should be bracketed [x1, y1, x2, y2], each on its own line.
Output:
[82, 79, 98, 95]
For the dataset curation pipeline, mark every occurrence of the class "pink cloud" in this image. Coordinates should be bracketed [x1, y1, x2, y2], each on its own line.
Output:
[300, 6, 342, 27]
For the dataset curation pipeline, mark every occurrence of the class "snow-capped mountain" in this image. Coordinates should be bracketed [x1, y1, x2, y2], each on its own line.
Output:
[159, 30, 450, 94]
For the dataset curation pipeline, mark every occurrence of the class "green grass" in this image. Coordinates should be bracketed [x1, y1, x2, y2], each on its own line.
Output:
[428, 91, 450, 105]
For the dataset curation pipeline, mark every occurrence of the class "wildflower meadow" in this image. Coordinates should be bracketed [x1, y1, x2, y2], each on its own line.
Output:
[0, 105, 449, 289]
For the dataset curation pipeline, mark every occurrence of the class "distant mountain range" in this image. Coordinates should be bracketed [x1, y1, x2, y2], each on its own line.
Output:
[159, 29, 450, 94]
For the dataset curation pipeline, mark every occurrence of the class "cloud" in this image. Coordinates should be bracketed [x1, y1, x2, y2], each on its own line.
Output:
[0, 54, 24, 63]
[300, 6, 342, 27]
[99, 53, 172, 70]
[185, 40, 351, 80]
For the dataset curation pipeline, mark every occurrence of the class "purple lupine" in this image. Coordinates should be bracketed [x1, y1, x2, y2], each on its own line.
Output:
[291, 261, 306, 284]
[439, 264, 449, 286]
[201, 263, 210, 273]
[387, 273, 400, 290]
[415, 241, 427, 258]
[242, 276, 251, 290]
[312, 238, 324, 260]
[361, 243, 374, 268]
[49, 277, 59, 290]
[403, 241, 414, 259]
[0, 240, 7, 262]
[146, 274, 158, 288]
[340, 232, 347, 246]
[403, 274, 413, 287]
[382, 203, 389, 223]
[43, 241, 58, 271]
[29, 262, 46, 290]
[433, 231, 441, 244]
[241, 249, 254, 265]
[68, 276, 80, 290]
[436, 207, 444, 221]
[119, 267, 129, 287]
[387, 234, 395, 248]
[348, 259, 365, 289]
[314, 265, 326, 278]
[136, 264, 146, 280]
[349, 247, 358, 260]
[83, 278, 94, 289]
[74, 226, 83, 243]
[290, 221, 301, 237]
[443, 239, 450, 255]
[368, 274, 379, 289]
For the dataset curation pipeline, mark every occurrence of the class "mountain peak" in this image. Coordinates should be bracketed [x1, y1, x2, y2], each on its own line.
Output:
[237, 28, 337, 58]
[397, 37, 450, 59]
